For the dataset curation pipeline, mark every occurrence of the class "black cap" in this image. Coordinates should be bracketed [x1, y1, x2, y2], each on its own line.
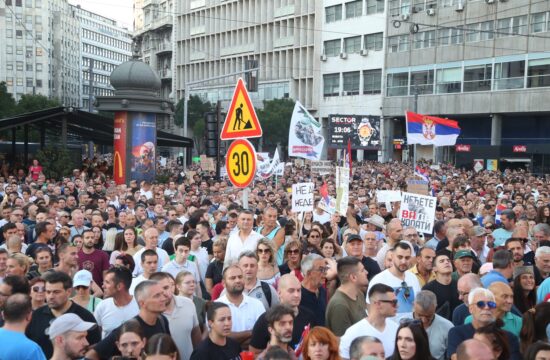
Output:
[347, 234, 363, 243]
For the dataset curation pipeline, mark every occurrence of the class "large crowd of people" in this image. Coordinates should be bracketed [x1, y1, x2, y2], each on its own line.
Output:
[0, 158, 549, 360]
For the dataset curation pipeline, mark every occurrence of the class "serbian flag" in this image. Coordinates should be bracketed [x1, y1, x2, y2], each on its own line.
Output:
[320, 182, 330, 205]
[415, 165, 430, 182]
[294, 324, 311, 357]
[495, 204, 507, 225]
[406, 111, 460, 146]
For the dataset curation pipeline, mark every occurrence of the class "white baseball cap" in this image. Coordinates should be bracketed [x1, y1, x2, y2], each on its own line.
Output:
[73, 270, 92, 288]
[47, 313, 96, 339]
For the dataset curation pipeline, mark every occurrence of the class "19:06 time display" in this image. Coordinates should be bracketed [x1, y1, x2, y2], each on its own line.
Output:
[332, 127, 353, 133]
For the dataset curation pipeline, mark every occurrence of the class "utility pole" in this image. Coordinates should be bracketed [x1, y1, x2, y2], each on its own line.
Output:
[216, 100, 222, 179]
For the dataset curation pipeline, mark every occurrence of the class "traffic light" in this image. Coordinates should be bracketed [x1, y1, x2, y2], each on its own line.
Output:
[204, 112, 218, 157]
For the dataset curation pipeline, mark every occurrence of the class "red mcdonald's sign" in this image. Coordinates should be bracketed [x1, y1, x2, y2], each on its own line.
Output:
[113, 112, 127, 184]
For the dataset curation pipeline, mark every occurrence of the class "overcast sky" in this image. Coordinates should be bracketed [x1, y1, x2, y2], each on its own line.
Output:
[69, 0, 134, 31]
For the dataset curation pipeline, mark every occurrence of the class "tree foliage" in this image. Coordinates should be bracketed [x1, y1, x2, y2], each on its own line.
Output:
[0, 82, 17, 119]
[174, 95, 214, 128]
[15, 94, 60, 114]
[35, 145, 75, 180]
[256, 98, 295, 148]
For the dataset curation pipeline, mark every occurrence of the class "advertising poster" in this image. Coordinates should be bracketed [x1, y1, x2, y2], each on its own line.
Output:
[399, 192, 437, 234]
[328, 115, 381, 149]
[113, 112, 127, 185]
[487, 159, 498, 171]
[130, 112, 157, 183]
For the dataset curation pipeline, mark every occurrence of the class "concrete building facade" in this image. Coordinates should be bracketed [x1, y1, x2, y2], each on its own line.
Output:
[174, 0, 322, 112]
[382, 0, 550, 172]
[74, 6, 132, 111]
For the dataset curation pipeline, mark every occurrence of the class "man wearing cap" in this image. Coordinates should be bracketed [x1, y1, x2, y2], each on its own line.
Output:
[0, 294, 46, 360]
[452, 250, 475, 281]
[360, 214, 386, 242]
[346, 234, 380, 281]
[469, 226, 489, 264]
[49, 313, 96, 360]
[26, 271, 100, 358]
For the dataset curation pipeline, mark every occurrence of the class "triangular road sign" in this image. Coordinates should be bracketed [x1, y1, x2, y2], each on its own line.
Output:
[220, 78, 263, 140]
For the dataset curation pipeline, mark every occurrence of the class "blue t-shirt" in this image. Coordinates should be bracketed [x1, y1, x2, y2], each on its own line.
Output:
[447, 323, 521, 360]
[0, 328, 46, 360]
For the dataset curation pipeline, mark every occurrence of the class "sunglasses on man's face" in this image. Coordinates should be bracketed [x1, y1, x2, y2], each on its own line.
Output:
[476, 300, 497, 309]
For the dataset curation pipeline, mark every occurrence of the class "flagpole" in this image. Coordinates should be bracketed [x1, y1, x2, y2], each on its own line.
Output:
[412, 83, 418, 171]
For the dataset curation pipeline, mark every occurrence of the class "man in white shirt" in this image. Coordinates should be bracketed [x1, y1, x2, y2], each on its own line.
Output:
[133, 228, 170, 276]
[367, 242, 421, 321]
[217, 265, 265, 347]
[129, 250, 158, 295]
[339, 283, 399, 359]
[224, 210, 263, 267]
[94, 266, 139, 338]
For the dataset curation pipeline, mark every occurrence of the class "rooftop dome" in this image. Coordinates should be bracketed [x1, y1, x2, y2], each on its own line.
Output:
[110, 59, 161, 92]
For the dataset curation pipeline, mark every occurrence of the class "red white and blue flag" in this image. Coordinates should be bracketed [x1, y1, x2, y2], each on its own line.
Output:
[406, 111, 460, 146]
[415, 165, 430, 182]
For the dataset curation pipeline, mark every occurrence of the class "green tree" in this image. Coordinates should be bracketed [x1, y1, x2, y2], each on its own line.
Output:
[35, 145, 75, 180]
[256, 98, 295, 149]
[0, 82, 17, 119]
[15, 94, 60, 114]
[174, 94, 213, 128]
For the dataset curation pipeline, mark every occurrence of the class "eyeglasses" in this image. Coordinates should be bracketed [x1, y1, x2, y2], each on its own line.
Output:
[314, 266, 329, 273]
[476, 301, 497, 309]
[287, 249, 300, 255]
[377, 299, 398, 306]
[32, 286, 45, 293]
[257, 248, 271, 254]
[309, 235, 320, 238]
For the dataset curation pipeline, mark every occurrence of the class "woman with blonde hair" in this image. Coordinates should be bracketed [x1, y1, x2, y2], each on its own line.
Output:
[256, 238, 280, 286]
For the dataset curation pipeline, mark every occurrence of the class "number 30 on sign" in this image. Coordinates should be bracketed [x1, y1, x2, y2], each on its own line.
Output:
[226, 139, 256, 188]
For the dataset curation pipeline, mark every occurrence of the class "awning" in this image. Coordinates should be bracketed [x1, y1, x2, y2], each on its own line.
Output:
[502, 158, 531, 162]
[0, 107, 193, 148]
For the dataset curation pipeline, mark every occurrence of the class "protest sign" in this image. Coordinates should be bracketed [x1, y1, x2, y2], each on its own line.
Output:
[292, 182, 314, 213]
[318, 196, 336, 215]
[335, 166, 349, 215]
[406, 178, 429, 195]
[310, 161, 332, 176]
[399, 192, 437, 234]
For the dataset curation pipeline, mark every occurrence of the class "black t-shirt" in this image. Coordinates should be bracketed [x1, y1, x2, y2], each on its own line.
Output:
[190, 336, 241, 360]
[250, 306, 315, 350]
[202, 239, 213, 255]
[205, 260, 223, 285]
[26, 302, 101, 359]
[162, 237, 175, 255]
[94, 315, 171, 360]
[423, 279, 461, 321]
[299, 286, 327, 326]
[25, 242, 50, 258]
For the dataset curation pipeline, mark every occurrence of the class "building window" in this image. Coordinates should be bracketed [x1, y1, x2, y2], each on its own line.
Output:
[36, 48, 42, 56]
[16, 47, 23, 55]
[15, 0, 22, 6]
[36, 79, 42, 87]
[7, 46, 13, 54]
[450, 26, 463, 44]
[26, 64, 33, 71]
[7, 29, 13, 38]
[344, 36, 362, 54]
[365, 32, 383, 51]
[465, 23, 480, 43]
[17, 78, 23, 86]
[411, 70, 434, 94]
[26, 78, 33, 87]
[35, 15, 42, 25]
[527, 58, 550, 88]
[388, 35, 409, 52]
[36, 63, 42, 72]
[438, 28, 450, 46]
[531, 12, 546, 33]
[25, 15, 32, 24]
[326, 5, 343, 23]
[436, 67, 462, 93]
[367, 0, 385, 14]
[497, 16, 527, 37]
[413, 30, 436, 49]
[343, 71, 360, 95]
[25, 0, 32, 6]
[346, 0, 363, 18]
[7, 63, 13, 71]
[324, 39, 341, 56]
[387, 72, 409, 96]
[16, 30, 23, 39]
[480, 21, 494, 41]
[323, 73, 340, 96]
[363, 69, 382, 94]
[494, 60, 525, 90]
[464, 64, 492, 92]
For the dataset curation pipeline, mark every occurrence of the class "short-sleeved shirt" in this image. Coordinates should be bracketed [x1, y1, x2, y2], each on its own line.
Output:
[94, 315, 171, 360]
[325, 289, 367, 337]
[205, 260, 224, 286]
[481, 270, 509, 288]
[78, 249, 110, 286]
[190, 336, 241, 360]
[300, 285, 328, 326]
[26, 302, 101, 359]
[422, 279, 461, 321]
[0, 328, 46, 360]
[250, 306, 315, 351]
[447, 323, 522, 360]
[164, 296, 199, 360]
[216, 294, 265, 332]
[464, 311, 523, 337]
[339, 318, 399, 359]
[94, 297, 140, 338]
[162, 259, 200, 284]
